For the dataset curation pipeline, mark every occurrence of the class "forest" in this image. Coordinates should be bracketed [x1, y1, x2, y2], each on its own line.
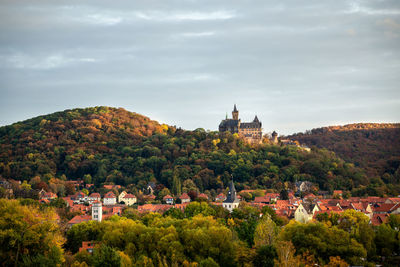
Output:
[1, 107, 399, 197]
[1, 198, 399, 266]
[287, 123, 400, 178]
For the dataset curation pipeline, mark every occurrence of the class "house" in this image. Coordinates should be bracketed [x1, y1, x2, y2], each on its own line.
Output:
[118, 191, 127, 203]
[163, 195, 174, 205]
[138, 204, 172, 213]
[223, 180, 240, 212]
[143, 194, 156, 202]
[85, 184, 94, 189]
[295, 181, 313, 193]
[198, 193, 209, 200]
[92, 201, 102, 222]
[103, 191, 116, 205]
[179, 193, 191, 203]
[67, 215, 91, 227]
[333, 190, 343, 197]
[79, 241, 97, 253]
[215, 193, 226, 202]
[146, 182, 156, 195]
[122, 194, 137, 206]
[385, 198, 400, 204]
[73, 191, 87, 204]
[254, 196, 271, 204]
[88, 193, 101, 204]
[372, 203, 398, 214]
[41, 191, 57, 200]
[371, 214, 389, 226]
[294, 203, 320, 223]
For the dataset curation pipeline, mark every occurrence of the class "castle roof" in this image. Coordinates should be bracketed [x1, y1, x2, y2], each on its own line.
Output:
[239, 121, 261, 128]
[233, 104, 238, 112]
[219, 119, 240, 128]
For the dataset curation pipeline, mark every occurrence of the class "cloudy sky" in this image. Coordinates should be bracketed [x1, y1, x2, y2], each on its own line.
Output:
[0, 0, 399, 135]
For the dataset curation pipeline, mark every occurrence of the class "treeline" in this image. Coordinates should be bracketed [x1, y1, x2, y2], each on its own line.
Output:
[1, 107, 399, 196]
[1, 199, 399, 266]
[287, 123, 400, 178]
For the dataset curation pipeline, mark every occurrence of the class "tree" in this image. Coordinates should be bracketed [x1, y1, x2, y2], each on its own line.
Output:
[172, 175, 181, 196]
[274, 241, 300, 267]
[254, 216, 278, 247]
[92, 245, 121, 267]
[254, 245, 277, 267]
[0, 199, 64, 266]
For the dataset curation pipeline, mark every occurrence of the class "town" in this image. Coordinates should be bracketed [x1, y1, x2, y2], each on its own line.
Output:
[3, 178, 395, 228]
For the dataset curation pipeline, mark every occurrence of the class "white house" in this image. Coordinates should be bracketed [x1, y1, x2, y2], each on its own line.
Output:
[103, 191, 116, 205]
[122, 194, 137, 206]
[87, 193, 101, 204]
[294, 203, 320, 223]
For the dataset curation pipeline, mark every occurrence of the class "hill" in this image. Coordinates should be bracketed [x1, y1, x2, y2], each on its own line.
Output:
[0, 108, 399, 196]
[287, 123, 400, 179]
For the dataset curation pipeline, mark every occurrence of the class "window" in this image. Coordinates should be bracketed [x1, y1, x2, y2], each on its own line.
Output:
[94, 215, 98, 218]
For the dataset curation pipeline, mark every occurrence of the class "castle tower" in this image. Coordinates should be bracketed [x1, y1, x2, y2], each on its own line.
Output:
[223, 179, 240, 212]
[92, 201, 102, 222]
[272, 131, 278, 144]
[232, 104, 239, 120]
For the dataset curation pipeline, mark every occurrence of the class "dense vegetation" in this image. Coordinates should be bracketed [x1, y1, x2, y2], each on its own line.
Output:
[288, 123, 400, 178]
[1, 107, 399, 196]
[1, 199, 399, 266]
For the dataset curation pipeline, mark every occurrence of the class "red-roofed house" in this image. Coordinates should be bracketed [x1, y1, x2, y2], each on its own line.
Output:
[333, 190, 343, 196]
[163, 195, 174, 205]
[371, 213, 389, 226]
[42, 191, 57, 200]
[103, 191, 116, 205]
[385, 198, 400, 204]
[39, 199, 50, 204]
[79, 241, 97, 253]
[254, 196, 271, 204]
[198, 193, 209, 200]
[215, 193, 226, 202]
[88, 193, 101, 204]
[122, 194, 137, 206]
[67, 215, 91, 227]
[372, 203, 397, 214]
[138, 204, 172, 213]
[179, 193, 191, 203]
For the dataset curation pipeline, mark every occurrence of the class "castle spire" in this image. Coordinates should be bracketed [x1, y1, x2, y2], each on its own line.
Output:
[232, 104, 239, 120]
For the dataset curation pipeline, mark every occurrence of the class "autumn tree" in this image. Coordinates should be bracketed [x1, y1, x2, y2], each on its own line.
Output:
[0, 199, 65, 266]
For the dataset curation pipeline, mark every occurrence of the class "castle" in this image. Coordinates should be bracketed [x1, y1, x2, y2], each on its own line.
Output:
[219, 105, 263, 143]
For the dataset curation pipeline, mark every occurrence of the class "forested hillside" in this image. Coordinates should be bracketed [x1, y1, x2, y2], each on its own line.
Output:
[287, 123, 400, 180]
[1, 107, 399, 196]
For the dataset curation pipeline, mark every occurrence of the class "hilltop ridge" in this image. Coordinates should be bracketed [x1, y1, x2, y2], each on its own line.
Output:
[287, 123, 400, 177]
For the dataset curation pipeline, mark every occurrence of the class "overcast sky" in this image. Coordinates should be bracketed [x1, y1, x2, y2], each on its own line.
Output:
[0, 0, 399, 135]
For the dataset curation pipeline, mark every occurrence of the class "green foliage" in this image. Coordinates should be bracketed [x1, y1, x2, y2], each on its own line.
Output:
[253, 245, 276, 267]
[0, 107, 389, 195]
[92, 245, 121, 267]
[289, 123, 400, 181]
[280, 220, 367, 265]
[184, 201, 216, 218]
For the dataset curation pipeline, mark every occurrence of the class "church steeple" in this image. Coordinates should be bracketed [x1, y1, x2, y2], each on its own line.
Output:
[232, 104, 239, 120]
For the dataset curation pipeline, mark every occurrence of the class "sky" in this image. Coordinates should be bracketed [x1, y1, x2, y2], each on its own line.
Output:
[0, 0, 399, 135]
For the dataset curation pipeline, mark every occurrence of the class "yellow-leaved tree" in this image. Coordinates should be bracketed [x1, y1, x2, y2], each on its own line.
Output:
[0, 199, 65, 266]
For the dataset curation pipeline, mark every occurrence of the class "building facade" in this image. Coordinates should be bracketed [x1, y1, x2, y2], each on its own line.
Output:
[219, 105, 262, 143]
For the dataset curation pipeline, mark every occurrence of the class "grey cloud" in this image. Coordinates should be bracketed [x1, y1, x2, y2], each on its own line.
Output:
[0, 0, 399, 135]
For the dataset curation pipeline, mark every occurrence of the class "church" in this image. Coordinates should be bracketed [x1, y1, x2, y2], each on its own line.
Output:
[218, 104, 263, 143]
